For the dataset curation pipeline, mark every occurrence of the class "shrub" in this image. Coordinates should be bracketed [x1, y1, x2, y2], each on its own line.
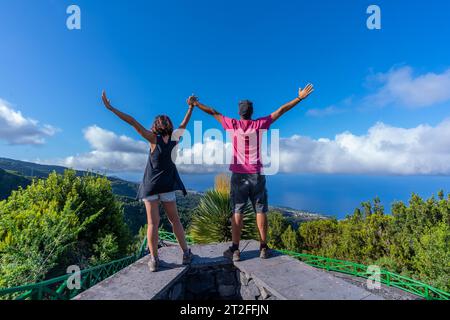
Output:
[0, 170, 132, 290]
[189, 174, 257, 244]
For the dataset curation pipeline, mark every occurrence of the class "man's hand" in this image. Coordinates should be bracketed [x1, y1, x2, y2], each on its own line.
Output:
[102, 91, 113, 110]
[187, 94, 199, 106]
[298, 84, 314, 100]
[270, 83, 315, 123]
[188, 95, 222, 123]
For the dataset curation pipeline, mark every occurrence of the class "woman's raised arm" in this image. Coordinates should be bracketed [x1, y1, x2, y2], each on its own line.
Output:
[101, 91, 156, 143]
[172, 103, 195, 141]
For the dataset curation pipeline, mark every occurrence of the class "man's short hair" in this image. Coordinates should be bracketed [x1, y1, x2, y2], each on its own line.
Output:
[239, 100, 253, 119]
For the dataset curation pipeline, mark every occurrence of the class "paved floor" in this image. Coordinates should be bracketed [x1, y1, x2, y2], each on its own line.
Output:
[74, 240, 385, 300]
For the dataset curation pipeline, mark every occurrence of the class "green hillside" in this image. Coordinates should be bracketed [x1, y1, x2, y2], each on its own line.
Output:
[0, 158, 139, 198]
[0, 168, 31, 200]
[0, 158, 201, 235]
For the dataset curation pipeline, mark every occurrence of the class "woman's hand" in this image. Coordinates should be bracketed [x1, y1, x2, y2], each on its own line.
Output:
[187, 94, 199, 106]
[102, 90, 113, 110]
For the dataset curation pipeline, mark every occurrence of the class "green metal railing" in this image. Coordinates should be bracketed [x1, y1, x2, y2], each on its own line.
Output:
[277, 249, 450, 301]
[0, 237, 148, 300]
[1, 231, 449, 300]
[158, 232, 450, 301]
[158, 229, 194, 245]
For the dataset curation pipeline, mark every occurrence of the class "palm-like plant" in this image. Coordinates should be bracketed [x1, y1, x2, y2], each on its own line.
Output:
[189, 174, 258, 244]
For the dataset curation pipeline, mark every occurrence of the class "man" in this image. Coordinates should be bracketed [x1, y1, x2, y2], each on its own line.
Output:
[188, 84, 314, 261]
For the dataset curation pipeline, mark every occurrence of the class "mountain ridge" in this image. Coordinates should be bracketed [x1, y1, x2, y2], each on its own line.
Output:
[0, 157, 139, 198]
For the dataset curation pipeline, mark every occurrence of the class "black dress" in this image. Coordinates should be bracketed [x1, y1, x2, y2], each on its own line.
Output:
[136, 135, 187, 200]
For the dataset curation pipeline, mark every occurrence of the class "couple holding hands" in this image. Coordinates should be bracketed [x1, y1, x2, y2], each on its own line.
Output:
[101, 84, 314, 272]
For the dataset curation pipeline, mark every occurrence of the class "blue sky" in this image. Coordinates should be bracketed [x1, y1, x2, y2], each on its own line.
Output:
[1, 0, 450, 179]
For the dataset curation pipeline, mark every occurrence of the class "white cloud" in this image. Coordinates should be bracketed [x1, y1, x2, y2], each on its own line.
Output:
[0, 99, 58, 145]
[63, 151, 148, 173]
[175, 138, 231, 174]
[59, 126, 149, 172]
[365, 66, 450, 108]
[55, 126, 231, 174]
[278, 119, 450, 175]
[83, 125, 148, 154]
[51, 121, 450, 176]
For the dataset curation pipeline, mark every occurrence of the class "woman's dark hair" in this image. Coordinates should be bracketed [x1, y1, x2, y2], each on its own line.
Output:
[151, 115, 174, 136]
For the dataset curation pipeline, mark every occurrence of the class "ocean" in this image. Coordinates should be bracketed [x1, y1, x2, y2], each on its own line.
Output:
[179, 173, 450, 219]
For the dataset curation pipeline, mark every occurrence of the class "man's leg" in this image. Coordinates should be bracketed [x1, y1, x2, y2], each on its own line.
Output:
[225, 212, 243, 261]
[231, 212, 244, 245]
[256, 213, 268, 244]
[251, 174, 270, 257]
[224, 173, 249, 261]
[230, 173, 248, 249]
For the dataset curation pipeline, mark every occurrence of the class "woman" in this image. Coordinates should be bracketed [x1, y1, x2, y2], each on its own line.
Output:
[101, 91, 194, 272]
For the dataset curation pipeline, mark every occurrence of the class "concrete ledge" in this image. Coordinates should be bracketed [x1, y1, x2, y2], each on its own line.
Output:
[73, 247, 188, 300]
[74, 240, 387, 300]
[234, 241, 384, 300]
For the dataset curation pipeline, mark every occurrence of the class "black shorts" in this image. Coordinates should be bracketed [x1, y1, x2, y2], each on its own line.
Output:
[230, 173, 268, 214]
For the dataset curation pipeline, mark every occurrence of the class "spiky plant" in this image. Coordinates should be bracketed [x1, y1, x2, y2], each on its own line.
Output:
[189, 175, 258, 244]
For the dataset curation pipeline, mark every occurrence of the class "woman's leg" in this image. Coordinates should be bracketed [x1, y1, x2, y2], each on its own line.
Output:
[144, 200, 160, 257]
[162, 201, 188, 251]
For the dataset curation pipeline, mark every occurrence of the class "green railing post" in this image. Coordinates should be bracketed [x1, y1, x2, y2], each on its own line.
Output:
[137, 237, 147, 258]
[37, 286, 43, 300]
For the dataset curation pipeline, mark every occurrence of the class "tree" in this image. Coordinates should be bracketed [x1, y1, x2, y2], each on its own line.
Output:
[281, 225, 300, 252]
[0, 199, 93, 290]
[297, 191, 450, 292]
[360, 202, 392, 262]
[89, 234, 120, 266]
[0, 170, 132, 290]
[267, 211, 288, 249]
[298, 218, 339, 255]
[413, 223, 450, 291]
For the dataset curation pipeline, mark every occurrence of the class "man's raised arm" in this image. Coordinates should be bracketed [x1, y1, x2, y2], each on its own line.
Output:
[188, 95, 222, 123]
[270, 84, 314, 123]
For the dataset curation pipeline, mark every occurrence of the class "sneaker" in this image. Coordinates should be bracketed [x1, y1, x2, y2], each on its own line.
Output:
[148, 256, 159, 272]
[223, 248, 241, 262]
[182, 248, 193, 265]
[260, 246, 270, 259]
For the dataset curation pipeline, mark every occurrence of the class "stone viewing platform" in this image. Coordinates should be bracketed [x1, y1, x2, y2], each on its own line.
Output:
[74, 240, 400, 300]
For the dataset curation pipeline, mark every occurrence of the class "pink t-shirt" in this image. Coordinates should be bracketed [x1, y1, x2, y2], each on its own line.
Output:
[221, 115, 273, 174]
